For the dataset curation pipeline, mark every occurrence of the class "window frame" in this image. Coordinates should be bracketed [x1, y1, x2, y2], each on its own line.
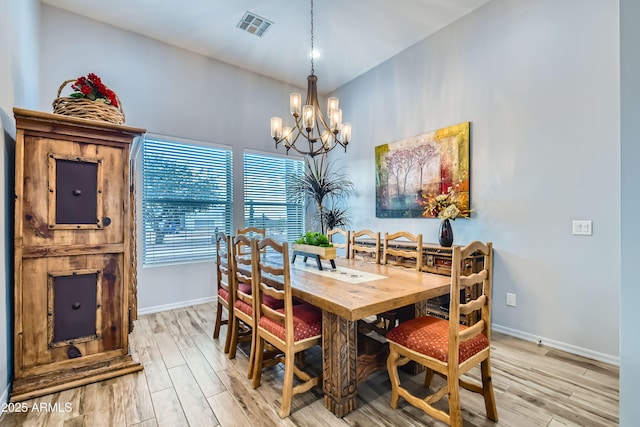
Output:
[141, 134, 233, 266]
[242, 149, 306, 245]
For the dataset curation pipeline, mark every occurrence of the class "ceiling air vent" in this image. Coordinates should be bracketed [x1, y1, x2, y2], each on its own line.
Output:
[237, 11, 273, 37]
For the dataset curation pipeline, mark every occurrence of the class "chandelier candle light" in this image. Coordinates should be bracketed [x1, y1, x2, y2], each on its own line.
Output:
[270, 0, 351, 157]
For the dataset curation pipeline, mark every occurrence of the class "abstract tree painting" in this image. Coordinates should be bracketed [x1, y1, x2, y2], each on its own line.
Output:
[375, 122, 470, 218]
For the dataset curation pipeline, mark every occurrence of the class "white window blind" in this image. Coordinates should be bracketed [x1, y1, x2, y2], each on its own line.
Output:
[142, 137, 233, 266]
[243, 152, 305, 244]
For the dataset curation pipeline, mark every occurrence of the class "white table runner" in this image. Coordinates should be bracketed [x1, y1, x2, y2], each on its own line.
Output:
[291, 260, 388, 284]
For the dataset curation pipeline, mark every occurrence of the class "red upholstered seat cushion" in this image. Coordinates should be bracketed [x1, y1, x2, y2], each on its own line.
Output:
[264, 295, 284, 310]
[234, 294, 284, 317]
[238, 283, 252, 294]
[234, 299, 253, 317]
[237, 282, 284, 310]
[232, 283, 253, 310]
[258, 303, 322, 342]
[218, 287, 230, 303]
[386, 316, 489, 363]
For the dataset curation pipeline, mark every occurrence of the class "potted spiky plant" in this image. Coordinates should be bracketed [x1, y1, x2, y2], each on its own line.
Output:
[289, 154, 354, 235]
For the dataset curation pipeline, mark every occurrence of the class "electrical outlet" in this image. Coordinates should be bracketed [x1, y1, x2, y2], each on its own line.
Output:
[506, 293, 516, 307]
[572, 220, 593, 235]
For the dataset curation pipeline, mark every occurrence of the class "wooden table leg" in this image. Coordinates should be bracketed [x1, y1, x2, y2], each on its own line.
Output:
[322, 311, 358, 417]
[415, 300, 428, 317]
[411, 300, 429, 374]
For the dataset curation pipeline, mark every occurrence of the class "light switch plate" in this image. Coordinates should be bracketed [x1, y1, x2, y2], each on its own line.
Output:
[572, 220, 592, 235]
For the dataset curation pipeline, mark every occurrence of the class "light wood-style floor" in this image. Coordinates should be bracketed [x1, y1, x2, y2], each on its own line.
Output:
[0, 302, 618, 427]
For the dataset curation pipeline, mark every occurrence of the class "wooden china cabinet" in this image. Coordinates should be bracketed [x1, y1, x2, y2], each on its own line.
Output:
[11, 108, 145, 402]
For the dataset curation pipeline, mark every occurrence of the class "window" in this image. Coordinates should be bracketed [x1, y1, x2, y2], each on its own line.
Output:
[142, 137, 232, 266]
[243, 152, 305, 244]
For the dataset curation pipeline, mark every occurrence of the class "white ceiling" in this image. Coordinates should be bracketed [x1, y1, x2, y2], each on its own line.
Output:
[42, 0, 491, 93]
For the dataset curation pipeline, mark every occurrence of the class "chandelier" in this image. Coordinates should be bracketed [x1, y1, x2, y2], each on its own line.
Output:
[270, 0, 351, 157]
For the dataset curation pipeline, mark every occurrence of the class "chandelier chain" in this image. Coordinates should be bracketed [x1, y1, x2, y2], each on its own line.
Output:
[310, 0, 314, 75]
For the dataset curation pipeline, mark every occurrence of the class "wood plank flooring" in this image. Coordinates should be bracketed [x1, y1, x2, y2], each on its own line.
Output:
[0, 302, 619, 426]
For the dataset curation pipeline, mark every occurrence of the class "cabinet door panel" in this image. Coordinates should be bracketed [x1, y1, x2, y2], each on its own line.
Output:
[19, 254, 124, 370]
[21, 136, 125, 247]
[53, 158, 100, 226]
[51, 272, 99, 343]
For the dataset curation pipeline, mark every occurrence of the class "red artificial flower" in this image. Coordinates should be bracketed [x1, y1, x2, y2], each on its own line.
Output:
[69, 73, 119, 108]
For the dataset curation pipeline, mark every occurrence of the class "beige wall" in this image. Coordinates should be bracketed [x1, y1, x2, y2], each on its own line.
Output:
[333, 0, 620, 361]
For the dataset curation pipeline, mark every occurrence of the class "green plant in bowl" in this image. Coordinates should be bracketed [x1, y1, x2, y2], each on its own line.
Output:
[295, 231, 333, 247]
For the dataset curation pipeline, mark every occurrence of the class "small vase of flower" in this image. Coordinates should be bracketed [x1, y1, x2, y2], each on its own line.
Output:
[423, 187, 472, 247]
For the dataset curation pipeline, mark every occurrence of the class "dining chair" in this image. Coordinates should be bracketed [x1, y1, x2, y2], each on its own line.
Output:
[383, 231, 423, 271]
[370, 231, 424, 334]
[236, 226, 266, 256]
[386, 241, 497, 427]
[251, 238, 322, 418]
[327, 228, 350, 258]
[228, 235, 260, 378]
[213, 231, 233, 353]
[350, 229, 381, 264]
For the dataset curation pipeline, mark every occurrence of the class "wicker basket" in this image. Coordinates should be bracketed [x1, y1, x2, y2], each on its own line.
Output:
[52, 79, 125, 124]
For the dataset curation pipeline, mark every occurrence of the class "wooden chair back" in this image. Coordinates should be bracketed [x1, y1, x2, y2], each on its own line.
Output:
[216, 231, 232, 303]
[213, 231, 232, 352]
[236, 226, 266, 256]
[386, 241, 497, 426]
[232, 234, 255, 312]
[253, 238, 291, 338]
[227, 234, 258, 377]
[252, 237, 323, 418]
[350, 229, 381, 263]
[449, 241, 493, 354]
[327, 228, 350, 258]
[383, 231, 423, 270]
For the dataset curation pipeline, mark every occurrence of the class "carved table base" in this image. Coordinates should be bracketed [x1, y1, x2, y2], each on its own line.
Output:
[322, 311, 358, 417]
[321, 301, 432, 416]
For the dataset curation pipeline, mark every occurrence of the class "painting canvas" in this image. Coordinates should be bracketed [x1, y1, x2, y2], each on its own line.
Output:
[375, 122, 470, 218]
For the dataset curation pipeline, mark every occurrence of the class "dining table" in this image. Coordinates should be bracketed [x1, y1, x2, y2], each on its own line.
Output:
[288, 257, 451, 417]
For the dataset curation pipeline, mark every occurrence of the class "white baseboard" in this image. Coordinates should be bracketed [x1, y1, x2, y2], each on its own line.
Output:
[1, 381, 9, 404]
[137, 296, 216, 316]
[492, 323, 620, 366]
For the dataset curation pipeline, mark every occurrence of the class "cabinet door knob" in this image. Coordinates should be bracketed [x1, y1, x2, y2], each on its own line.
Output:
[72, 189, 82, 196]
[72, 302, 81, 310]
[67, 345, 82, 359]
